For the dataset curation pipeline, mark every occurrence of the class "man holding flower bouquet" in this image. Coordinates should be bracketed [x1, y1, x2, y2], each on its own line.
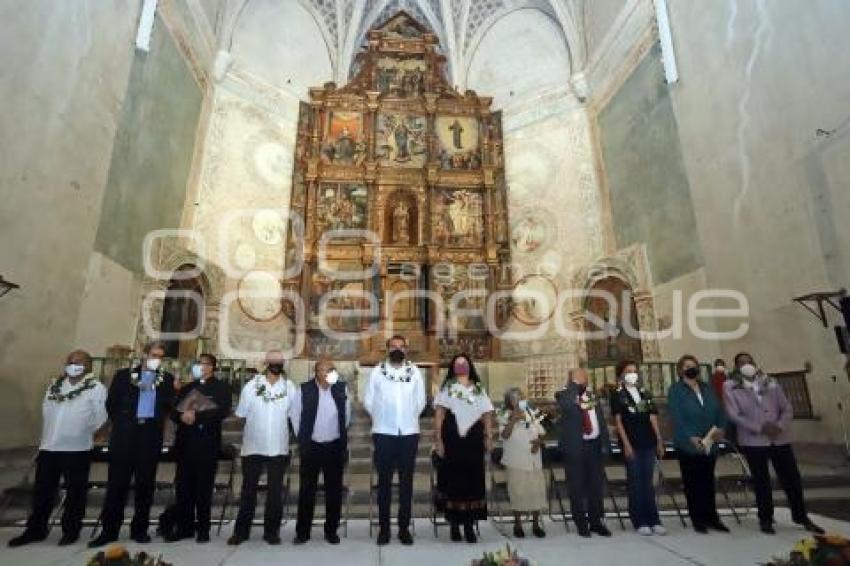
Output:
[554, 368, 611, 538]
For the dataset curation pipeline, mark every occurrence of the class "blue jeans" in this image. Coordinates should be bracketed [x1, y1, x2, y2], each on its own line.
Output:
[625, 448, 661, 529]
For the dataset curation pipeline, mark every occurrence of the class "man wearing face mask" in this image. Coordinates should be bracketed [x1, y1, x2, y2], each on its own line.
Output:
[90, 341, 175, 547]
[723, 352, 823, 535]
[290, 357, 351, 545]
[9, 350, 107, 548]
[165, 354, 232, 542]
[363, 335, 427, 546]
[554, 368, 611, 538]
[228, 350, 298, 546]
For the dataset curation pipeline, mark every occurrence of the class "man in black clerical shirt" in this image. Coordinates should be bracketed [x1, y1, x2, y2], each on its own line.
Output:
[166, 353, 232, 542]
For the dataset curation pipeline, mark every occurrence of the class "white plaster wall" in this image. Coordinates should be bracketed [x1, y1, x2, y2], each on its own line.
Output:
[0, 0, 139, 447]
[582, 0, 630, 61]
[74, 252, 142, 356]
[229, 0, 334, 95]
[662, 0, 850, 442]
[466, 8, 571, 109]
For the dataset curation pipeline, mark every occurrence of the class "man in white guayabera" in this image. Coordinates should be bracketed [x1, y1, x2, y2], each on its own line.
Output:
[363, 335, 426, 546]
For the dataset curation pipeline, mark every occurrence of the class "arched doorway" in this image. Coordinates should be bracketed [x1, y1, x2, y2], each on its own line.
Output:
[160, 264, 205, 360]
[584, 276, 643, 365]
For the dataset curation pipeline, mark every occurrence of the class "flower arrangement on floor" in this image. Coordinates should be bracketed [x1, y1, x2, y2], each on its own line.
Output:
[472, 543, 533, 566]
[762, 534, 850, 566]
[86, 545, 172, 566]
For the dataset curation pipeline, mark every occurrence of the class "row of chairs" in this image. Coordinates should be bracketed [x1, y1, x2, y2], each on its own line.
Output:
[3, 440, 754, 539]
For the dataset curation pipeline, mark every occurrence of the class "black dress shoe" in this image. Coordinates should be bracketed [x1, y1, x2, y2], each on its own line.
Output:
[131, 532, 151, 544]
[759, 522, 776, 535]
[450, 523, 462, 542]
[58, 533, 79, 546]
[293, 534, 309, 545]
[708, 521, 730, 533]
[227, 534, 247, 546]
[577, 525, 591, 538]
[512, 524, 525, 538]
[88, 534, 118, 548]
[196, 532, 210, 543]
[398, 529, 414, 545]
[463, 524, 477, 544]
[263, 533, 281, 545]
[532, 525, 546, 538]
[693, 524, 708, 534]
[590, 524, 612, 537]
[8, 531, 46, 548]
[325, 532, 340, 544]
[376, 528, 390, 546]
[798, 518, 825, 534]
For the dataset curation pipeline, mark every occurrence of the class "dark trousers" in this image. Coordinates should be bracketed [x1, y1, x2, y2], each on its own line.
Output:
[741, 444, 807, 524]
[233, 455, 288, 539]
[100, 422, 162, 538]
[373, 433, 418, 531]
[174, 438, 219, 536]
[25, 450, 92, 537]
[296, 440, 345, 538]
[678, 451, 720, 527]
[564, 439, 606, 530]
[625, 448, 660, 529]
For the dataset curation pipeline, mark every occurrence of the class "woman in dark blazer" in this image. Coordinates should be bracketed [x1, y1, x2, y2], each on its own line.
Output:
[667, 354, 728, 534]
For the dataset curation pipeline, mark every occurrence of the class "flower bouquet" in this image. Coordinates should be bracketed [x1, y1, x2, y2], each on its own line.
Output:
[472, 543, 534, 566]
[763, 534, 850, 566]
[86, 545, 172, 566]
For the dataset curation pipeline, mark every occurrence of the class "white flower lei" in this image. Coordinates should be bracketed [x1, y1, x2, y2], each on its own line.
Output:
[380, 361, 414, 383]
[130, 367, 165, 390]
[255, 377, 288, 403]
[46, 373, 98, 403]
[447, 380, 484, 405]
[578, 389, 597, 411]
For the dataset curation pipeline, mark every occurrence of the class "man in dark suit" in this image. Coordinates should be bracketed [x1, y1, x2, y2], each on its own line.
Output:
[554, 368, 612, 538]
[291, 357, 351, 545]
[89, 341, 175, 547]
[165, 353, 232, 543]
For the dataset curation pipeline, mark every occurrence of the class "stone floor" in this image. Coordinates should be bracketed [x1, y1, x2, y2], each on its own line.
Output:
[0, 509, 847, 566]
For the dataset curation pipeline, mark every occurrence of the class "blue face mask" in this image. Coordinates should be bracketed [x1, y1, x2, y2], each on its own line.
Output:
[191, 364, 204, 380]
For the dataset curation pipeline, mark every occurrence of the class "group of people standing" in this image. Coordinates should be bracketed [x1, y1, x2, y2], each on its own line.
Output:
[8, 336, 825, 549]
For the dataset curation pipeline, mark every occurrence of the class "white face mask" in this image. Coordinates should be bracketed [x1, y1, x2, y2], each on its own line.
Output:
[191, 364, 204, 380]
[65, 364, 86, 378]
[518, 399, 528, 412]
[146, 358, 162, 371]
[624, 372, 639, 385]
[739, 363, 757, 378]
[325, 370, 339, 385]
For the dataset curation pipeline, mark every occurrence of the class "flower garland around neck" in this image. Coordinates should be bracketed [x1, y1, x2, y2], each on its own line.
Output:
[255, 376, 288, 403]
[47, 374, 98, 403]
[130, 366, 165, 390]
[380, 360, 414, 383]
[578, 388, 597, 411]
[446, 379, 484, 405]
[619, 383, 654, 414]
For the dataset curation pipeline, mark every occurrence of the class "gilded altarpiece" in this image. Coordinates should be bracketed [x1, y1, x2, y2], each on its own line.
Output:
[282, 12, 511, 365]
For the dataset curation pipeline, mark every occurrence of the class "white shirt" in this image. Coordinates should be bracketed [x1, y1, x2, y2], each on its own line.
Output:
[40, 376, 108, 452]
[235, 375, 298, 457]
[289, 382, 352, 443]
[363, 361, 427, 436]
[582, 407, 601, 441]
[626, 385, 642, 405]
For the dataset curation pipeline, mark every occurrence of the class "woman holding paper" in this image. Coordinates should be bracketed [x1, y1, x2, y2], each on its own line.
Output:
[667, 354, 728, 534]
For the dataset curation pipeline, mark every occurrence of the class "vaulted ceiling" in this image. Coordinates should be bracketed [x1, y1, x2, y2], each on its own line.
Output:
[220, 0, 588, 87]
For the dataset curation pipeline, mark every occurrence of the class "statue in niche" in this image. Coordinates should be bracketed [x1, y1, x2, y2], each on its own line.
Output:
[392, 201, 410, 244]
[449, 119, 464, 149]
[394, 122, 410, 161]
[335, 127, 355, 162]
